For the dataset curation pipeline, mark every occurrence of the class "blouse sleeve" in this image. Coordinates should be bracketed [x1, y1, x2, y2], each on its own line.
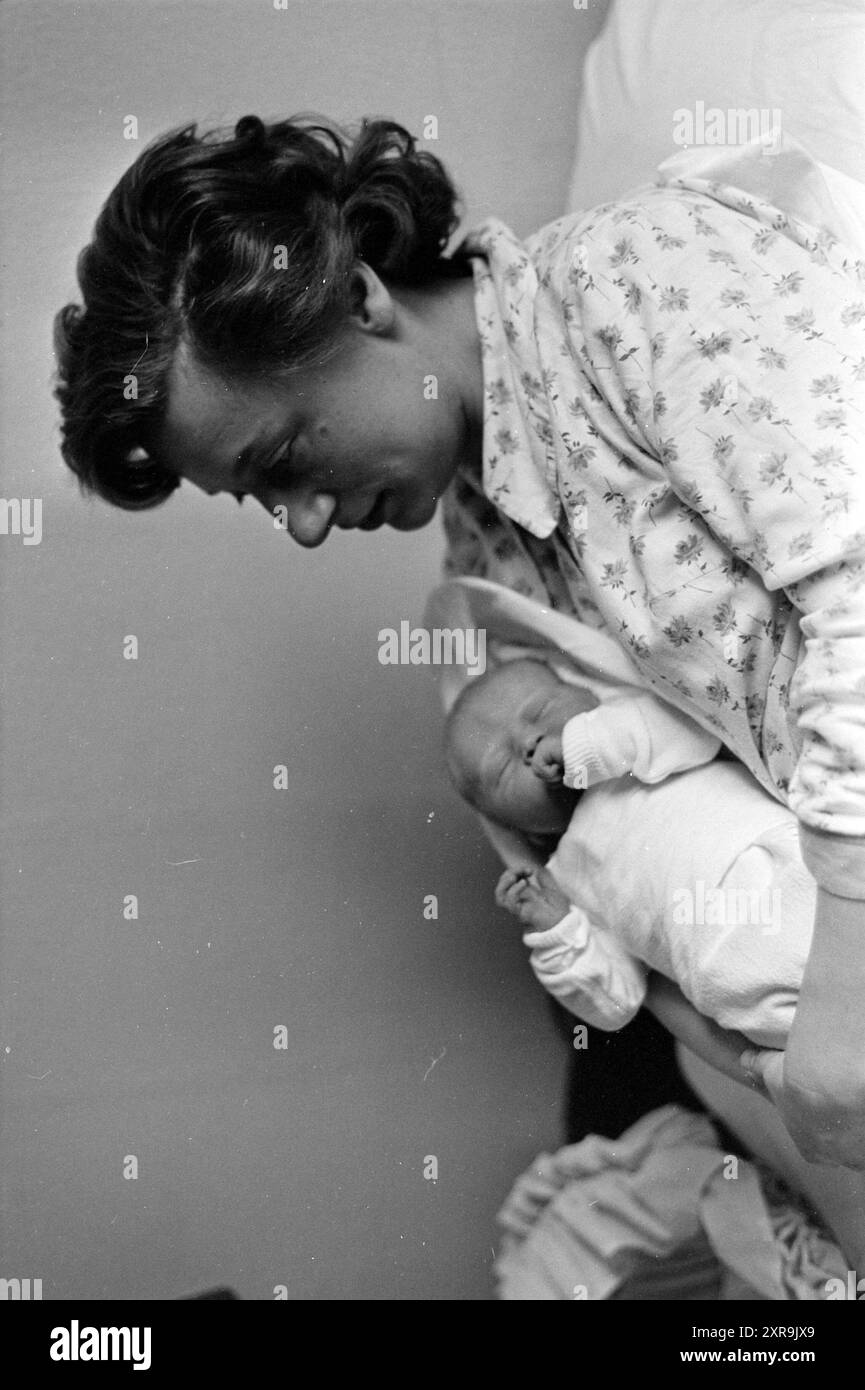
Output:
[543, 198, 865, 898]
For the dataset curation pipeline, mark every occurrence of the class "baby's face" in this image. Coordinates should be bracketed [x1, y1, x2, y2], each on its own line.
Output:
[446, 659, 597, 835]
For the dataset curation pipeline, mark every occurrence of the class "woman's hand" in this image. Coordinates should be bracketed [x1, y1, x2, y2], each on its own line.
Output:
[741, 886, 865, 1170]
[644, 972, 768, 1094]
[495, 865, 572, 933]
[740, 1041, 865, 1172]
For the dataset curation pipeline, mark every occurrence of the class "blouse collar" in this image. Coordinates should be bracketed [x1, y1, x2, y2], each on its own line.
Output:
[458, 217, 561, 539]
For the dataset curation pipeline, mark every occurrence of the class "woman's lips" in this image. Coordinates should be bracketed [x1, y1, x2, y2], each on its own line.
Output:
[357, 493, 389, 530]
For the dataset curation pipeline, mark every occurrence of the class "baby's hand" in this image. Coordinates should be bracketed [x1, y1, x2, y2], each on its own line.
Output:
[531, 733, 564, 783]
[495, 866, 572, 933]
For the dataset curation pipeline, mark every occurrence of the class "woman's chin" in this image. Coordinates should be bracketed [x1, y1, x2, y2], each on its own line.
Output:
[389, 495, 439, 531]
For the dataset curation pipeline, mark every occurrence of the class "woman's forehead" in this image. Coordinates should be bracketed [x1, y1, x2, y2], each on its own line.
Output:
[159, 345, 280, 478]
[165, 343, 255, 432]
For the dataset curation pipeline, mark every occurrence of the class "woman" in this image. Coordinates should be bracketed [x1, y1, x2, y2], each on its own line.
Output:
[54, 113, 865, 1182]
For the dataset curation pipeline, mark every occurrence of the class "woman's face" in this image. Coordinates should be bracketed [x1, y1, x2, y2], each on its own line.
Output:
[156, 268, 483, 547]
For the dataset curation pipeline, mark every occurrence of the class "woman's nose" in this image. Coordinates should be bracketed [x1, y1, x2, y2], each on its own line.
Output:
[260, 491, 337, 548]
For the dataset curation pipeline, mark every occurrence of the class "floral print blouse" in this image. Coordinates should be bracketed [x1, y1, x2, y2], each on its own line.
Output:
[442, 173, 865, 900]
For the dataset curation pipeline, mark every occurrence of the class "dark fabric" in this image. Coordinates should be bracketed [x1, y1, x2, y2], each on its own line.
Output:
[551, 1000, 704, 1144]
[180, 1287, 240, 1299]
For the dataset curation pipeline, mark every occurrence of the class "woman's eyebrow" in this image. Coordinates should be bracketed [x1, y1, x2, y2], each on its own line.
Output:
[209, 428, 283, 500]
[234, 439, 264, 480]
[215, 439, 268, 500]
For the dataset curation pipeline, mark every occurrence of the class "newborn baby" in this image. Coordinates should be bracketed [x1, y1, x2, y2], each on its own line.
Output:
[445, 658, 814, 1049]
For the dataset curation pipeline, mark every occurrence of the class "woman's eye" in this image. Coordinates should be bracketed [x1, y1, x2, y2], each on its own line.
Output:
[262, 440, 295, 479]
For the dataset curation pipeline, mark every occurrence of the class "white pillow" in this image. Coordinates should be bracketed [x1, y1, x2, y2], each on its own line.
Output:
[567, 0, 865, 211]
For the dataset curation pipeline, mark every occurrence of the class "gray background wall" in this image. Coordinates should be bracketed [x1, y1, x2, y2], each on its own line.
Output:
[0, 0, 608, 1300]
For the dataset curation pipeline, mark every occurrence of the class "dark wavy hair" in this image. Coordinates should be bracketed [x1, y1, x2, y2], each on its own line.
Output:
[53, 113, 469, 510]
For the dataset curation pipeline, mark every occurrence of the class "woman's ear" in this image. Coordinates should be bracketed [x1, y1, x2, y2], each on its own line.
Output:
[348, 262, 396, 333]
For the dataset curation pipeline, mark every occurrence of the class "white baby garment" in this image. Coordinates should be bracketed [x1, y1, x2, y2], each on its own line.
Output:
[526, 761, 815, 1048]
